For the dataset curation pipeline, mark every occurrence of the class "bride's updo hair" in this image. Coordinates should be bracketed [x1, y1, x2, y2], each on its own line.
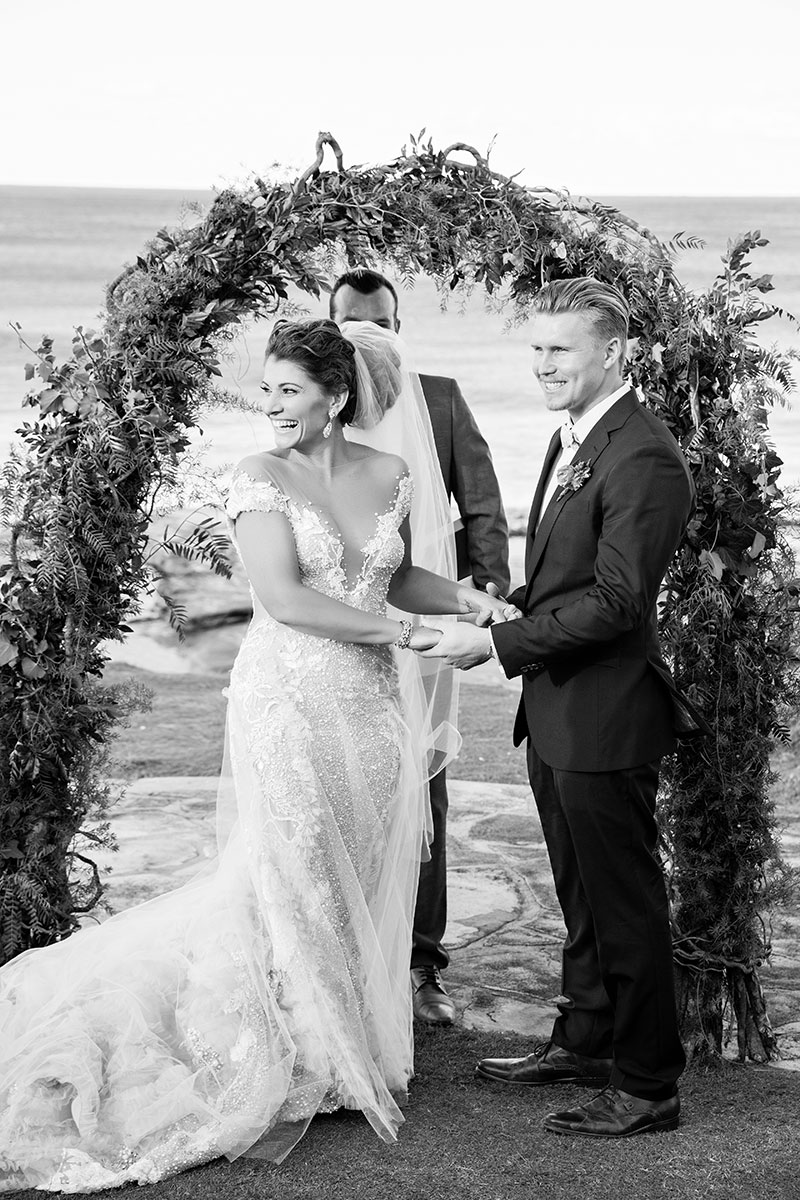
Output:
[266, 318, 407, 431]
[265, 319, 359, 426]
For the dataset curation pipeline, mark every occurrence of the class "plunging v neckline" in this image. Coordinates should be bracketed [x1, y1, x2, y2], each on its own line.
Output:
[235, 470, 408, 595]
[301, 501, 390, 594]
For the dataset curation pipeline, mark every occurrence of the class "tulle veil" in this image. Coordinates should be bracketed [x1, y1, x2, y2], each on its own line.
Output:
[341, 320, 461, 784]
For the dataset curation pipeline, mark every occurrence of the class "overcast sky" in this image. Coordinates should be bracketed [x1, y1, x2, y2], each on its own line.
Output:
[2, 0, 798, 195]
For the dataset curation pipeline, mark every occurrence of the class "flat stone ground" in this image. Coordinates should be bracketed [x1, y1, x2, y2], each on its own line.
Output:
[93, 771, 800, 1071]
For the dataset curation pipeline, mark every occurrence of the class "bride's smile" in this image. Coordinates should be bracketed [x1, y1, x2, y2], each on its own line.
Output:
[260, 357, 345, 451]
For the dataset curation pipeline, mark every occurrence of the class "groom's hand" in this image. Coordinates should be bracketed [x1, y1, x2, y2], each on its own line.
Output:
[409, 625, 442, 652]
[417, 624, 493, 670]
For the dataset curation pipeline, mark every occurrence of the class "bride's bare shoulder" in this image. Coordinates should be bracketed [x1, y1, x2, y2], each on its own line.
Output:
[350, 446, 409, 482]
[353, 451, 411, 516]
[234, 450, 293, 484]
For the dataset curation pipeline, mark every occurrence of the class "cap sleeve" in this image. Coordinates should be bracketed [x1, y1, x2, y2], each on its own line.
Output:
[225, 471, 291, 521]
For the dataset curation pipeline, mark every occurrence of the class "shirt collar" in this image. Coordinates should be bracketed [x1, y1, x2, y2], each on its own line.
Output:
[568, 382, 631, 444]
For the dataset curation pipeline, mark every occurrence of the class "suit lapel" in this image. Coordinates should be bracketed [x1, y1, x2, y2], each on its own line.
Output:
[525, 390, 640, 595]
[525, 428, 561, 578]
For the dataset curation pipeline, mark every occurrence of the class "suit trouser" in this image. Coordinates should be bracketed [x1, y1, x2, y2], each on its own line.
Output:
[411, 767, 449, 971]
[527, 743, 685, 1099]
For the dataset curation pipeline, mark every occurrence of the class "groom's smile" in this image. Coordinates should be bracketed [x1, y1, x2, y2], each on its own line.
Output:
[531, 311, 623, 420]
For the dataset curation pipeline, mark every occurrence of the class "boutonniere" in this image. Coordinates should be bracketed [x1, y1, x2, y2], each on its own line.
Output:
[555, 459, 592, 502]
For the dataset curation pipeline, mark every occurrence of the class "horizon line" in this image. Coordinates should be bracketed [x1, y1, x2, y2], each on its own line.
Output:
[1, 181, 798, 201]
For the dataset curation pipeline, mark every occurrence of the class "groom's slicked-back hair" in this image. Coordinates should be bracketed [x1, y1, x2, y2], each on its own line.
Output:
[532, 278, 629, 360]
[330, 268, 399, 319]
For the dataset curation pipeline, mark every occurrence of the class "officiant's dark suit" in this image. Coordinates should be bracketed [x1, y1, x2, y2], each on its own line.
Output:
[480, 279, 703, 1137]
[331, 269, 509, 1025]
[410, 369, 509, 991]
[417, 371, 509, 590]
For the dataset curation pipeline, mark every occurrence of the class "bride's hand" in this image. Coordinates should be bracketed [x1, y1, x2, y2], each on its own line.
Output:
[458, 586, 515, 627]
[409, 625, 442, 651]
[485, 581, 523, 623]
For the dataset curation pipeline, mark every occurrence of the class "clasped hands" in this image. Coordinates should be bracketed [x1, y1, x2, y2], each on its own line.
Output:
[408, 583, 523, 670]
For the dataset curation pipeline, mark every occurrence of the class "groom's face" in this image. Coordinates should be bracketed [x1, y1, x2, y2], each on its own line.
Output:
[531, 311, 619, 420]
[331, 284, 400, 332]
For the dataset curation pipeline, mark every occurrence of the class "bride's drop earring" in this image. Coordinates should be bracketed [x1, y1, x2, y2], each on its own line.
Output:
[322, 408, 336, 439]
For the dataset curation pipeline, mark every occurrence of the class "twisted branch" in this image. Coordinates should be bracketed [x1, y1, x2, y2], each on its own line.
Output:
[66, 851, 104, 914]
[293, 130, 346, 195]
[442, 141, 489, 168]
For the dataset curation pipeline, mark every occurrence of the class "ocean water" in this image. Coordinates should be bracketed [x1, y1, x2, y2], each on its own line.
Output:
[1, 186, 798, 514]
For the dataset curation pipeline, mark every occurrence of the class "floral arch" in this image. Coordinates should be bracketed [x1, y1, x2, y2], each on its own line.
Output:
[1, 132, 797, 1062]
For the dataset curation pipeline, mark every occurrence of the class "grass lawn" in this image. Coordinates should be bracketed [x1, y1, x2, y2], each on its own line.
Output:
[11, 1026, 800, 1200]
[104, 664, 529, 786]
[106, 665, 231, 778]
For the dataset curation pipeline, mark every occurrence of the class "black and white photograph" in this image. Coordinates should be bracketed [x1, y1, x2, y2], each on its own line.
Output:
[1, 1, 799, 1196]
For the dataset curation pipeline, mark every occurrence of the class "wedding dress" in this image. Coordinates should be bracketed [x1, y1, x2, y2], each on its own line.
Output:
[0, 467, 430, 1192]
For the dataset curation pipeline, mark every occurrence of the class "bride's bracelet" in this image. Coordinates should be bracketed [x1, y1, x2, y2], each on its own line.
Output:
[394, 620, 413, 650]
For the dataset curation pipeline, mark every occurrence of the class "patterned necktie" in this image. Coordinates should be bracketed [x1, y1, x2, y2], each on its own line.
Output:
[560, 421, 580, 450]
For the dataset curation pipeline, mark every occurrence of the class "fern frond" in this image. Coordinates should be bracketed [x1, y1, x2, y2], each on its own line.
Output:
[160, 592, 188, 641]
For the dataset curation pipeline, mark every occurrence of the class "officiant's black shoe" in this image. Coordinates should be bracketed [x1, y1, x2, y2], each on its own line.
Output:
[475, 1040, 612, 1087]
[410, 966, 455, 1025]
[543, 1085, 680, 1137]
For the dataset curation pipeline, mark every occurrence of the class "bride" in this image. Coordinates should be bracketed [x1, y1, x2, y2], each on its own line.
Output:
[0, 318, 510, 1192]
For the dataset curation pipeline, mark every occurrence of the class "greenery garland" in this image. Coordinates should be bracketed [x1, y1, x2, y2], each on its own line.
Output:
[1, 132, 797, 1063]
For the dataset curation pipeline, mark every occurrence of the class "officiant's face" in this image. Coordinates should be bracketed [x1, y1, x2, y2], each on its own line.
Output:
[331, 284, 399, 332]
[531, 312, 618, 419]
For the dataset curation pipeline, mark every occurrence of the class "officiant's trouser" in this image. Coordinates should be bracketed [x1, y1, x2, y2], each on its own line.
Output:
[411, 768, 449, 971]
[527, 744, 686, 1100]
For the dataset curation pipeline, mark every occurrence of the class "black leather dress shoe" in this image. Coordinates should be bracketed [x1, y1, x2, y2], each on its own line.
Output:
[543, 1085, 680, 1137]
[410, 966, 455, 1025]
[475, 1040, 612, 1087]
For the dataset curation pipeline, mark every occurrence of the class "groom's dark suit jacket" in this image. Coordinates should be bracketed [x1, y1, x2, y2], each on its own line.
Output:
[492, 389, 704, 773]
[419, 373, 510, 593]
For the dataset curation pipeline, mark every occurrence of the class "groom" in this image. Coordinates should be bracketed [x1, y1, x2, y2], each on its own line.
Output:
[331, 268, 510, 1026]
[423, 278, 703, 1137]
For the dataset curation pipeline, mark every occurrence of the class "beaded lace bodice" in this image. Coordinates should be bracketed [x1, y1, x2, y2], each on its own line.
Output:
[225, 470, 414, 619]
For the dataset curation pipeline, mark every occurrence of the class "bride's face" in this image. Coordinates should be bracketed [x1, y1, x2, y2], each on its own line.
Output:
[260, 355, 336, 450]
